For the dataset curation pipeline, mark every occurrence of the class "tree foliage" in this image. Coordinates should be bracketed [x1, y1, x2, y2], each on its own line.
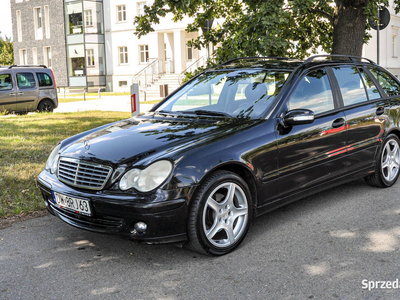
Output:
[0, 33, 14, 66]
[135, 0, 400, 66]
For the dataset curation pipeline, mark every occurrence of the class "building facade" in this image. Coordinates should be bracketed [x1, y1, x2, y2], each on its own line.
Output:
[11, 0, 69, 87]
[11, 0, 208, 92]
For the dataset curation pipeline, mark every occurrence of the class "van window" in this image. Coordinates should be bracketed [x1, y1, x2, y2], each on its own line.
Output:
[17, 73, 36, 89]
[0, 74, 13, 91]
[37, 72, 53, 87]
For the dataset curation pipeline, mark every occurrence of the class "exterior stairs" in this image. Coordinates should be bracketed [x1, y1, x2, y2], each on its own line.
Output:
[140, 73, 181, 101]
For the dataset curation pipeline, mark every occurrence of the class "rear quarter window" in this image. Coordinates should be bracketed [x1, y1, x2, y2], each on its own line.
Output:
[368, 67, 400, 97]
[37, 72, 53, 87]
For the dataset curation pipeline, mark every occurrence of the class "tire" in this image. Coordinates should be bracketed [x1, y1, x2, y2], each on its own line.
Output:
[37, 99, 54, 112]
[187, 170, 253, 255]
[365, 134, 400, 187]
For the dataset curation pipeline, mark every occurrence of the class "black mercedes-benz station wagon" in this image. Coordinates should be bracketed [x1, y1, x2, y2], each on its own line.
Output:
[37, 55, 400, 255]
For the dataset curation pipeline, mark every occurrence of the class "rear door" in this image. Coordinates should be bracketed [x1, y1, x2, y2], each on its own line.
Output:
[330, 65, 389, 174]
[276, 67, 348, 198]
[15, 72, 38, 112]
[0, 72, 16, 112]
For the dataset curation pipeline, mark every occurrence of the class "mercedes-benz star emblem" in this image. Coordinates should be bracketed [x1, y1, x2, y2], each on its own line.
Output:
[84, 140, 90, 150]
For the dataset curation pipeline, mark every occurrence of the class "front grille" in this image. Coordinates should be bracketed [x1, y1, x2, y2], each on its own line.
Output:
[57, 157, 113, 190]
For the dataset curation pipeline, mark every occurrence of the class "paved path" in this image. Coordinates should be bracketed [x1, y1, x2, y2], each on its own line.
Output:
[2, 179, 400, 299]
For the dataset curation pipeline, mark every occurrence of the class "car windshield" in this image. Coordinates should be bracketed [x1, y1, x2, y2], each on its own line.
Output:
[156, 69, 291, 118]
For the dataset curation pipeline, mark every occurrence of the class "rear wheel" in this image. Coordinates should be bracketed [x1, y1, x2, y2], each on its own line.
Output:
[38, 99, 54, 112]
[365, 134, 400, 187]
[187, 170, 252, 255]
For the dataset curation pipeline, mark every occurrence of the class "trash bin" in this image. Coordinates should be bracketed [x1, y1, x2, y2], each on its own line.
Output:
[160, 84, 169, 97]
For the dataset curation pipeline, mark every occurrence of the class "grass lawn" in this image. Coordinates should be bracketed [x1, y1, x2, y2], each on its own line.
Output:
[0, 111, 131, 218]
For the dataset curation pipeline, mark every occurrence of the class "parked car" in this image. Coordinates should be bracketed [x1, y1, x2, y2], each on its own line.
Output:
[37, 55, 400, 255]
[0, 65, 57, 113]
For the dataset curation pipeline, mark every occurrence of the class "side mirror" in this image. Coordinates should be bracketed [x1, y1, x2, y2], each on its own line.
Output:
[283, 109, 314, 126]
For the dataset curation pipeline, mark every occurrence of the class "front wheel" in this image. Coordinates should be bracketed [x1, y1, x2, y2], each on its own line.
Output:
[365, 134, 400, 187]
[187, 170, 253, 255]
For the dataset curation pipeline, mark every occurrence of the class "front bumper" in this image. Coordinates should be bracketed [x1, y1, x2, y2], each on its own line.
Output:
[37, 171, 189, 244]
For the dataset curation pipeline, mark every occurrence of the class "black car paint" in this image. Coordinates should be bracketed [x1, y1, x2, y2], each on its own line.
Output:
[37, 58, 400, 244]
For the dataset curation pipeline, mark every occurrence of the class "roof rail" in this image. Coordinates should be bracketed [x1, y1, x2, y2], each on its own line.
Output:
[8, 64, 48, 69]
[304, 55, 376, 64]
[220, 56, 297, 66]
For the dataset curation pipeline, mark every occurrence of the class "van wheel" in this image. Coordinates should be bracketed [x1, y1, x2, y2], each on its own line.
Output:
[38, 100, 54, 112]
[187, 170, 252, 255]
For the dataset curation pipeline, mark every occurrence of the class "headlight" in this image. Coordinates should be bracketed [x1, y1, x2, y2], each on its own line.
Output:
[119, 160, 173, 192]
[45, 144, 61, 174]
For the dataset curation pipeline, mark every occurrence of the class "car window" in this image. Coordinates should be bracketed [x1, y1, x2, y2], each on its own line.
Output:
[37, 72, 53, 87]
[359, 69, 381, 100]
[156, 70, 290, 118]
[17, 73, 36, 89]
[331, 67, 368, 106]
[288, 68, 334, 114]
[368, 67, 400, 97]
[0, 74, 13, 91]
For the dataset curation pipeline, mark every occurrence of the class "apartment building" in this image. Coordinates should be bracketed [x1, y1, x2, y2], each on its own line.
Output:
[11, 0, 208, 92]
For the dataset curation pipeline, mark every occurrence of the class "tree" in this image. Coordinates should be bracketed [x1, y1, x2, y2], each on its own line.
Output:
[134, 0, 400, 64]
[0, 33, 14, 66]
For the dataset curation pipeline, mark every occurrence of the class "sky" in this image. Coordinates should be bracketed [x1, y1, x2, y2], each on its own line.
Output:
[0, 0, 13, 39]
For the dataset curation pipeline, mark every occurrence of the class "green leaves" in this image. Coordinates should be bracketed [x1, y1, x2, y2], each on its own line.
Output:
[134, 0, 398, 67]
[0, 33, 13, 66]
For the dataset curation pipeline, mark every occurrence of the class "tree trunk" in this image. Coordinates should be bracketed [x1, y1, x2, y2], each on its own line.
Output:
[332, 0, 368, 56]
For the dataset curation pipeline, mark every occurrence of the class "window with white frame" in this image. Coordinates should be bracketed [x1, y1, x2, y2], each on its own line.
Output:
[16, 10, 22, 42]
[32, 48, 38, 65]
[119, 46, 128, 64]
[85, 9, 93, 26]
[117, 5, 126, 22]
[44, 5, 50, 38]
[393, 34, 397, 57]
[33, 7, 43, 40]
[187, 43, 193, 61]
[86, 49, 95, 66]
[137, 2, 146, 16]
[19, 49, 27, 65]
[43, 47, 51, 68]
[139, 45, 149, 63]
[119, 81, 128, 87]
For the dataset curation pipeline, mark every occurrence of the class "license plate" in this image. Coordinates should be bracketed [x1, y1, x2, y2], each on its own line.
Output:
[52, 191, 92, 216]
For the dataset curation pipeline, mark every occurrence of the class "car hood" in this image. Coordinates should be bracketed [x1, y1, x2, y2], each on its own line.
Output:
[59, 113, 255, 166]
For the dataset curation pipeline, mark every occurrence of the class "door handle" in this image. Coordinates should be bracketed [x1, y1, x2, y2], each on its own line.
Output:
[17, 92, 24, 95]
[332, 118, 345, 128]
[376, 107, 385, 115]
[9, 92, 16, 96]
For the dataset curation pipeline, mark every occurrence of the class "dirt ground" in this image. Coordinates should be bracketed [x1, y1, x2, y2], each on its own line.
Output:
[0, 210, 48, 230]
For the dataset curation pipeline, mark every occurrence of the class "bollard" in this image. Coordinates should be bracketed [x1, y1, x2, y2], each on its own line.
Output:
[83, 89, 86, 101]
[98, 88, 101, 99]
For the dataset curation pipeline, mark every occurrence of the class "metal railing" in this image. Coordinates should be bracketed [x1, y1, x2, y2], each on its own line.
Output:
[132, 58, 164, 88]
[178, 55, 209, 84]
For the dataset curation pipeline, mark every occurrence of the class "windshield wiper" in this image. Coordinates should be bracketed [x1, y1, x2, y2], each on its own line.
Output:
[194, 110, 231, 117]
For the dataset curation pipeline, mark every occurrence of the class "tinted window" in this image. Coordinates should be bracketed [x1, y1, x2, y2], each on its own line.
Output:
[359, 69, 381, 100]
[368, 67, 400, 96]
[0, 74, 13, 91]
[332, 67, 367, 106]
[17, 73, 36, 89]
[37, 72, 53, 87]
[288, 68, 334, 114]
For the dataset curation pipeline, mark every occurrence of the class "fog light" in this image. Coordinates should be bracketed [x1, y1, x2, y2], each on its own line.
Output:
[134, 222, 147, 233]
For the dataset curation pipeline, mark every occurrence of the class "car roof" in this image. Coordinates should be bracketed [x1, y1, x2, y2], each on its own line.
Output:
[211, 55, 378, 72]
